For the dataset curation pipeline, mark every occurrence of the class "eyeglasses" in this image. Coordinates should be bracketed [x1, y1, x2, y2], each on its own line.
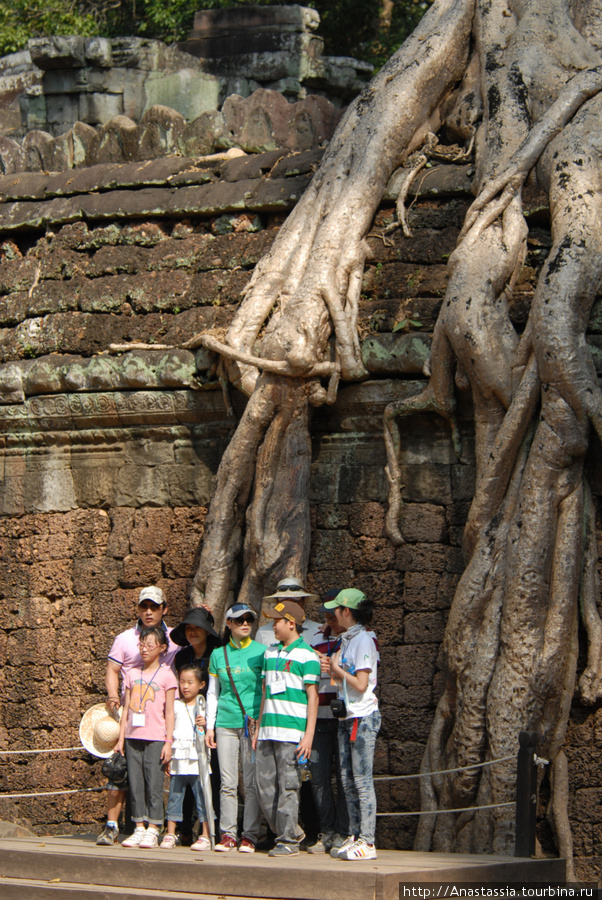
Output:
[234, 616, 255, 625]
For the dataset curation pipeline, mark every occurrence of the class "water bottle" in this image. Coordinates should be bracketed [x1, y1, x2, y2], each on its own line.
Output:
[297, 754, 312, 781]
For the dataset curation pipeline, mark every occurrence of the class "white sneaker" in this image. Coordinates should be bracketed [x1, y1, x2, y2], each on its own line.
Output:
[139, 829, 159, 849]
[121, 828, 147, 848]
[340, 838, 377, 860]
[334, 836, 356, 858]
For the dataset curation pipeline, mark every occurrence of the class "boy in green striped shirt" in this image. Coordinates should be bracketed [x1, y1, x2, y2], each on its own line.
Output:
[251, 599, 320, 856]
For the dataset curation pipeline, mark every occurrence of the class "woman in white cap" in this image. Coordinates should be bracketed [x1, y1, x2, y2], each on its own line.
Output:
[323, 588, 380, 861]
[205, 604, 266, 852]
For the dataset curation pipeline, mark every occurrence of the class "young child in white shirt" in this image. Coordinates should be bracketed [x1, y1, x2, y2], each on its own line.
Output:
[161, 664, 212, 851]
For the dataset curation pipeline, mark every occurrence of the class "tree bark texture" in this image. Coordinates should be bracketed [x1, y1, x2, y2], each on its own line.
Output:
[192, 0, 602, 861]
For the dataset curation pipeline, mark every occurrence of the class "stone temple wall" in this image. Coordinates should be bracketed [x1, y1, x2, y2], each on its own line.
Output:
[0, 146, 600, 875]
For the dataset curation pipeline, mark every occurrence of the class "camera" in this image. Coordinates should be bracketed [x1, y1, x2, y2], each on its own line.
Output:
[330, 698, 347, 718]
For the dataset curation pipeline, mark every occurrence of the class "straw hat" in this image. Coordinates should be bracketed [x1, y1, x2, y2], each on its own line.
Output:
[79, 703, 121, 758]
[263, 577, 318, 602]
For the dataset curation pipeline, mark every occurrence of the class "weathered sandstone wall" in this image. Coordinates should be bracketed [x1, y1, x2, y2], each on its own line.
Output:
[0, 148, 599, 875]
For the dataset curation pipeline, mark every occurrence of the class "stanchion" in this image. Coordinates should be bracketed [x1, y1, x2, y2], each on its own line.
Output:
[515, 730, 538, 857]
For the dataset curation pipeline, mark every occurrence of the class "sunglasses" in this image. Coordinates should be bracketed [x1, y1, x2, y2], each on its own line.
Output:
[233, 616, 255, 625]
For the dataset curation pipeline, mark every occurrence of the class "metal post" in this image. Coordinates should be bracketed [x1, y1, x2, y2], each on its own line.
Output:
[515, 730, 538, 857]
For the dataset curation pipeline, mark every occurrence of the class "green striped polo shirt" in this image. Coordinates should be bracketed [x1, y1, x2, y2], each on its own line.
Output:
[259, 637, 320, 743]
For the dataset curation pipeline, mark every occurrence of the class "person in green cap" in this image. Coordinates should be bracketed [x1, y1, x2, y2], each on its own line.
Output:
[322, 588, 380, 861]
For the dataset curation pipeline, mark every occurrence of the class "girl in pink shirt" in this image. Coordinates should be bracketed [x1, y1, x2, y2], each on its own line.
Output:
[115, 625, 177, 849]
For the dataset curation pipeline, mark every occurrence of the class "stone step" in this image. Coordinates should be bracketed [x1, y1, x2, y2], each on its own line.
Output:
[0, 835, 566, 900]
[0, 875, 265, 900]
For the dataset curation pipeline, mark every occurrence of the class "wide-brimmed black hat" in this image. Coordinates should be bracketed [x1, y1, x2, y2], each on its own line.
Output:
[171, 607, 219, 645]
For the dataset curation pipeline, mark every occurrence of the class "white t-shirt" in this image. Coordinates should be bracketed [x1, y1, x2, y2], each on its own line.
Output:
[255, 618, 322, 648]
[338, 624, 379, 719]
[170, 697, 204, 776]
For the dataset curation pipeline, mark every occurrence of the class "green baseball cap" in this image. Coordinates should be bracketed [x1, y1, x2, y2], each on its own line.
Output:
[323, 588, 367, 610]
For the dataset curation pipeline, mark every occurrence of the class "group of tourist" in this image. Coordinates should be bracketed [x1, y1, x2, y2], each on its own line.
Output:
[90, 577, 380, 861]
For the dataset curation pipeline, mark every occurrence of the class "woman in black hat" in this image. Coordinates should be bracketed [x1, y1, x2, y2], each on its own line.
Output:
[170, 607, 222, 844]
[171, 608, 221, 682]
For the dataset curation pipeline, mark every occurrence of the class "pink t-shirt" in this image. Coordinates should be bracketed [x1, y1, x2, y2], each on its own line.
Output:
[123, 663, 178, 741]
[108, 624, 178, 682]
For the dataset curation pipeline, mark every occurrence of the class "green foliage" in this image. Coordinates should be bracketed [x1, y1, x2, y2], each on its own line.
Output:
[0, 0, 97, 55]
[0, 0, 432, 69]
[392, 317, 423, 332]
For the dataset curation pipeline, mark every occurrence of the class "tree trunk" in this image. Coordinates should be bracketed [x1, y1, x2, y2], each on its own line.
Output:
[193, 0, 602, 862]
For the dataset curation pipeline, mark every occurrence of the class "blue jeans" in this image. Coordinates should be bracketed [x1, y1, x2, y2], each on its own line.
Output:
[309, 719, 349, 837]
[165, 774, 207, 824]
[338, 711, 381, 845]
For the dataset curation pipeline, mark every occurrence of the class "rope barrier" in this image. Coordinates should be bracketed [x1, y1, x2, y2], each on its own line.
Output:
[376, 801, 515, 817]
[0, 787, 104, 799]
[0, 746, 83, 757]
[374, 754, 515, 781]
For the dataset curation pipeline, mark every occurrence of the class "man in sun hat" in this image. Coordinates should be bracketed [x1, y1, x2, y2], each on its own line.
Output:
[96, 585, 177, 846]
[256, 577, 322, 648]
[252, 598, 320, 857]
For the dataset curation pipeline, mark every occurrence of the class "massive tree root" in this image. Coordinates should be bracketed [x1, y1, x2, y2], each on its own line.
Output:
[193, 0, 602, 860]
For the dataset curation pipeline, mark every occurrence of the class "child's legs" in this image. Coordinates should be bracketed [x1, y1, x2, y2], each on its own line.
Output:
[240, 733, 261, 843]
[273, 741, 303, 847]
[141, 740, 166, 826]
[349, 711, 381, 845]
[189, 775, 208, 827]
[338, 722, 360, 839]
[124, 739, 147, 825]
[216, 727, 241, 838]
[165, 774, 188, 832]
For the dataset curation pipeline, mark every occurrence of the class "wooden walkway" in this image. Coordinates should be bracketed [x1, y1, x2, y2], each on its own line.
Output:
[0, 833, 566, 900]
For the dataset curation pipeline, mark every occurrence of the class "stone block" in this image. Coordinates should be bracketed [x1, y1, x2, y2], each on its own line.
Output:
[192, 6, 320, 36]
[348, 501, 385, 537]
[72, 557, 121, 594]
[353, 570, 402, 608]
[106, 508, 135, 559]
[45, 93, 79, 127]
[0, 137, 20, 176]
[71, 449, 122, 508]
[79, 92, 124, 126]
[42, 134, 73, 172]
[22, 449, 77, 513]
[396, 542, 464, 575]
[85, 37, 113, 68]
[397, 644, 439, 685]
[162, 533, 202, 578]
[310, 530, 353, 569]
[20, 129, 52, 171]
[88, 115, 139, 164]
[179, 110, 223, 157]
[371, 604, 404, 646]
[138, 105, 187, 160]
[452, 461, 477, 500]
[121, 553, 163, 587]
[398, 502, 448, 543]
[313, 504, 349, 530]
[129, 508, 173, 555]
[144, 70, 222, 122]
[29, 36, 86, 70]
[389, 740, 426, 775]
[398, 463, 452, 504]
[350, 536, 395, 572]
[122, 69, 147, 121]
[403, 610, 446, 644]
[110, 38, 163, 72]
[115, 464, 170, 507]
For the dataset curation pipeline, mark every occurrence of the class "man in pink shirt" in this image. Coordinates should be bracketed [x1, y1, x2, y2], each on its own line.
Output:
[96, 586, 177, 846]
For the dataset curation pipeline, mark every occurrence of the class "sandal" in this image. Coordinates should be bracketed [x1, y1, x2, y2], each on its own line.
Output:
[161, 834, 177, 849]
